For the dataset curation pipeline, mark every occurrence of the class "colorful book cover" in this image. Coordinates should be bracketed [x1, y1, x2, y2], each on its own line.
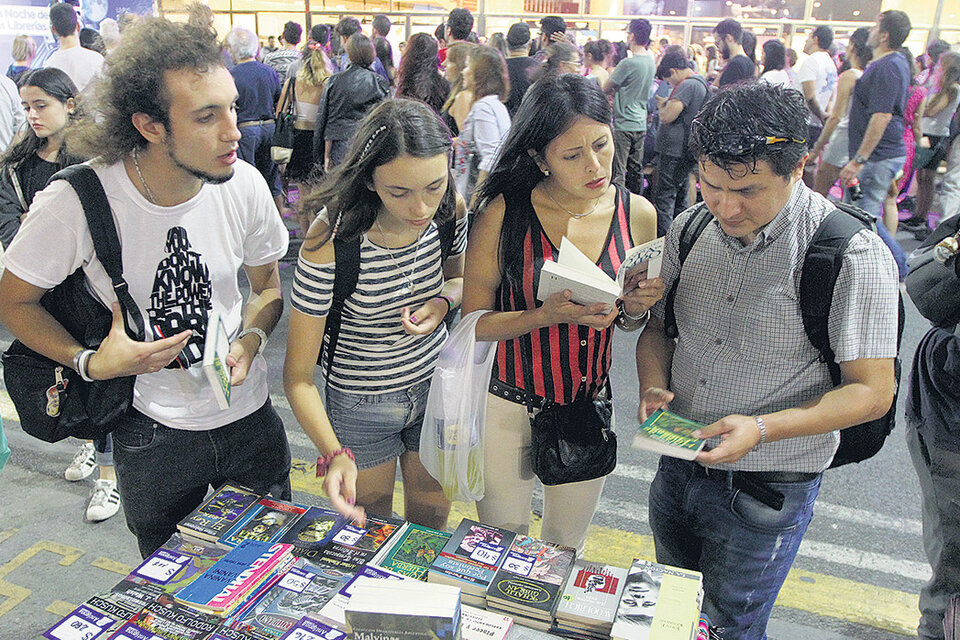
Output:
[486, 534, 576, 619]
[228, 558, 352, 638]
[177, 483, 261, 542]
[108, 621, 165, 640]
[130, 597, 222, 640]
[312, 514, 403, 572]
[210, 626, 261, 640]
[376, 524, 451, 580]
[175, 540, 293, 615]
[219, 499, 308, 548]
[43, 604, 119, 640]
[632, 409, 706, 460]
[610, 559, 703, 640]
[278, 506, 348, 560]
[555, 560, 628, 629]
[277, 616, 346, 640]
[428, 519, 516, 593]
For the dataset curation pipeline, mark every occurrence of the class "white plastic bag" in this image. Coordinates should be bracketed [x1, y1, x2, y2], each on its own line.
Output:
[419, 310, 496, 502]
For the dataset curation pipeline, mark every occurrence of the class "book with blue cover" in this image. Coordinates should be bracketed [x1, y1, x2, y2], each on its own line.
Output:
[278, 506, 348, 560]
[219, 499, 308, 548]
[177, 483, 261, 543]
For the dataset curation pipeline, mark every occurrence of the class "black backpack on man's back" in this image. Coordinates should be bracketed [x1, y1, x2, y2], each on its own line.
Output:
[663, 202, 904, 468]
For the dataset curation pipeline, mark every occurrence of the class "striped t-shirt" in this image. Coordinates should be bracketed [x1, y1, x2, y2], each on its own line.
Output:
[290, 216, 468, 394]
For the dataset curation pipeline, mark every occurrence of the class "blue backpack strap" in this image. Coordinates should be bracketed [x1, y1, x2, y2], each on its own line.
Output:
[319, 234, 361, 376]
[663, 203, 712, 339]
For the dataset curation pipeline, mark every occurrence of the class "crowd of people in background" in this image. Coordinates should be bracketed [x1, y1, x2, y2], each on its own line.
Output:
[3, 4, 960, 639]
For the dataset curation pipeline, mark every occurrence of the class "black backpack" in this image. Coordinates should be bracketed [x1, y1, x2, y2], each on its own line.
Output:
[319, 216, 458, 375]
[663, 202, 904, 468]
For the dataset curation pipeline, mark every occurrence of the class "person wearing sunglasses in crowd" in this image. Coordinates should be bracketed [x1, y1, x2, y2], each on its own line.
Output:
[636, 82, 898, 638]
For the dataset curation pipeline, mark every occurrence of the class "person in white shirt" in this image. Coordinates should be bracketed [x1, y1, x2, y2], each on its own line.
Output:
[759, 39, 792, 88]
[797, 26, 838, 142]
[0, 18, 291, 558]
[43, 2, 104, 92]
[0, 74, 24, 152]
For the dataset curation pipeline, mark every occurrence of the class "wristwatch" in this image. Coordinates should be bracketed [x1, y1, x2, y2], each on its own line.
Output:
[853, 154, 869, 165]
[238, 327, 268, 357]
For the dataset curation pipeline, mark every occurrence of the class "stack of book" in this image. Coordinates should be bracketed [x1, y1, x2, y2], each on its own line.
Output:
[374, 522, 452, 580]
[218, 499, 309, 548]
[177, 483, 262, 544]
[345, 576, 462, 640]
[317, 563, 409, 627]
[484, 534, 576, 631]
[427, 519, 516, 607]
[554, 560, 628, 639]
[609, 559, 703, 640]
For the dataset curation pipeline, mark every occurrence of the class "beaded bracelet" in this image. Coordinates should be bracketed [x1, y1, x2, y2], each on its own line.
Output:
[316, 447, 355, 477]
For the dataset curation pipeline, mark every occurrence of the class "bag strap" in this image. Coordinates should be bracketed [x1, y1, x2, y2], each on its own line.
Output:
[663, 202, 712, 338]
[8, 165, 27, 212]
[320, 233, 361, 377]
[437, 214, 456, 263]
[51, 165, 145, 342]
[798, 204, 874, 386]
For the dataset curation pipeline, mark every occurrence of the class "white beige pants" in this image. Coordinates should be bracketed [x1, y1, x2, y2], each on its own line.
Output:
[476, 393, 606, 555]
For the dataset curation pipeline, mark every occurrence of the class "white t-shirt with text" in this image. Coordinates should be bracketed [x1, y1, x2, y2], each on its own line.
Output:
[3, 159, 289, 430]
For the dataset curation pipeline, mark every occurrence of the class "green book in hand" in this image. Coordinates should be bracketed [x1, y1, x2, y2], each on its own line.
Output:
[632, 409, 706, 460]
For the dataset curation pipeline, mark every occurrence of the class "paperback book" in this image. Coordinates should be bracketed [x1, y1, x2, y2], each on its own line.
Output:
[485, 534, 576, 621]
[344, 577, 462, 640]
[375, 523, 452, 580]
[632, 409, 706, 460]
[461, 605, 513, 640]
[177, 484, 262, 543]
[317, 564, 408, 627]
[117, 533, 230, 598]
[130, 597, 222, 640]
[428, 519, 516, 607]
[277, 616, 346, 640]
[175, 540, 294, 616]
[538, 236, 665, 309]
[555, 560, 628, 634]
[219, 499, 308, 548]
[311, 514, 403, 573]
[278, 506, 348, 560]
[203, 308, 232, 410]
[609, 559, 703, 640]
[108, 621, 165, 640]
[43, 604, 120, 640]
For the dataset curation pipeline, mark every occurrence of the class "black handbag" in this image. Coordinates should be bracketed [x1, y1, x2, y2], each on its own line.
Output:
[272, 77, 296, 152]
[906, 214, 960, 328]
[529, 395, 617, 486]
[1, 165, 145, 443]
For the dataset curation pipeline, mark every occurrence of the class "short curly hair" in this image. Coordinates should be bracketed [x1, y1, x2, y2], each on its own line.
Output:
[72, 18, 223, 163]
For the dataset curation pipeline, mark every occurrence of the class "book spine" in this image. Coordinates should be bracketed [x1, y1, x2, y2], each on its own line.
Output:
[208, 550, 293, 612]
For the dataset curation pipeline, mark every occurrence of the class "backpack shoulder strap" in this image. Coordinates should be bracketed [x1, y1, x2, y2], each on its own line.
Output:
[798, 205, 871, 385]
[321, 234, 362, 377]
[51, 164, 145, 342]
[664, 203, 712, 339]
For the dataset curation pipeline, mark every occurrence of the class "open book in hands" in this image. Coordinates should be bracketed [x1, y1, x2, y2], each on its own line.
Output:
[537, 236, 666, 310]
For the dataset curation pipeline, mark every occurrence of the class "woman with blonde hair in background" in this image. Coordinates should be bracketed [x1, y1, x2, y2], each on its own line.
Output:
[7, 35, 35, 83]
[441, 41, 475, 136]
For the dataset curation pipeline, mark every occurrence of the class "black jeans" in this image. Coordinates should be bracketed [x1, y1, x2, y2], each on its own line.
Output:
[113, 399, 292, 557]
[654, 154, 694, 237]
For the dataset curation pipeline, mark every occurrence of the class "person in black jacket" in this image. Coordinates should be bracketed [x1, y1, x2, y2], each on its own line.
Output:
[0, 68, 83, 249]
[314, 34, 389, 171]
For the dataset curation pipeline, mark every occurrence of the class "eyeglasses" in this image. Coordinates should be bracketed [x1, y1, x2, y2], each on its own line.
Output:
[691, 120, 806, 156]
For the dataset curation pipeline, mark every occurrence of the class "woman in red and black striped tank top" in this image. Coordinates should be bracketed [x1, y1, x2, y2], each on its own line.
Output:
[463, 75, 664, 552]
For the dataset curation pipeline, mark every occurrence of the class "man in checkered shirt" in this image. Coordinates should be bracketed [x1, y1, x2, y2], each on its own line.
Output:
[635, 82, 899, 639]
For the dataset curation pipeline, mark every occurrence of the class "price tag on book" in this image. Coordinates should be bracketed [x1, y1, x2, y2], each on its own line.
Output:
[501, 551, 535, 576]
[279, 617, 347, 640]
[43, 606, 116, 640]
[333, 525, 365, 546]
[470, 542, 505, 565]
[133, 552, 190, 584]
[279, 568, 312, 593]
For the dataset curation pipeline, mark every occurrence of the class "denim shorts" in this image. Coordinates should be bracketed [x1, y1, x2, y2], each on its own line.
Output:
[325, 379, 430, 470]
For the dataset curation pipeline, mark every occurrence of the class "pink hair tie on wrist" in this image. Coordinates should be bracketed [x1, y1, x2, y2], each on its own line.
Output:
[316, 447, 355, 477]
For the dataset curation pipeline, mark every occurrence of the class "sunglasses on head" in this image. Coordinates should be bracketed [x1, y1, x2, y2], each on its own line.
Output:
[692, 119, 806, 156]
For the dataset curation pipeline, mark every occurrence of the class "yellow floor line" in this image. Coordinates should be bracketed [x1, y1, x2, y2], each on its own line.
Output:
[45, 600, 76, 617]
[91, 557, 134, 577]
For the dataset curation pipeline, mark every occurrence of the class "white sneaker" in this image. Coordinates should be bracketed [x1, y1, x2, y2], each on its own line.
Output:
[64, 442, 96, 481]
[86, 479, 121, 522]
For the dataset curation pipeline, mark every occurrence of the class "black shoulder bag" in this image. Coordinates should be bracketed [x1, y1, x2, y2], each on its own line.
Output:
[2, 165, 145, 443]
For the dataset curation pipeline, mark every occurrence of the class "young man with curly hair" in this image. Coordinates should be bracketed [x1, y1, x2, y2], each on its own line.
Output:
[0, 18, 291, 558]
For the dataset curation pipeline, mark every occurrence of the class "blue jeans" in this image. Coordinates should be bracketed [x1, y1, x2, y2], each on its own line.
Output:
[112, 399, 291, 557]
[93, 433, 113, 467]
[844, 155, 908, 279]
[237, 122, 281, 196]
[648, 457, 821, 640]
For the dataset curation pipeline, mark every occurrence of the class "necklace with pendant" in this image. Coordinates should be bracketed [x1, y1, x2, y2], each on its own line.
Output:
[544, 183, 603, 219]
[375, 219, 424, 297]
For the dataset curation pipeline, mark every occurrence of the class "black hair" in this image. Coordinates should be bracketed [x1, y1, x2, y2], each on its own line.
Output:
[690, 82, 808, 179]
[741, 30, 757, 64]
[372, 14, 391, 37]
[283, 21, 303, 46]
[928, 39, 951, 64]
[811, 25, 833, 51]
[656, 48, 688, 80]
[539, 15, 566, 38]
[476, 74, 611, 288]
[900, 47, 918, 86]
[446, 8, 473, 41]
[583, 40, 603, 65]
[310, 24, 330, 46]
[848, 27, 872, 69]
[374, 36, 394, 74]
[613, 41, 628, 64]
[336, 17, 361, 39]
[434, 22, 445, 43]
[4, 68, 84, 171]
[713, 18, 742, 45]
[879, 10, 911, 50]
[79, 27, 105, 55]
[49, 3, 78, 38]
[761, 39, 785, 73]
[627, 19, 651, 47]
[299, 98, 456, 249]
[346, 33, 375, 68]
[396, 32, 450, 114]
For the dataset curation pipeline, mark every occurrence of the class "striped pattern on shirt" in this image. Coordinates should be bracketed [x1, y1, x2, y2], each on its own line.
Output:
[494, 186, 634, 405]
[290, 216, 467, 394]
